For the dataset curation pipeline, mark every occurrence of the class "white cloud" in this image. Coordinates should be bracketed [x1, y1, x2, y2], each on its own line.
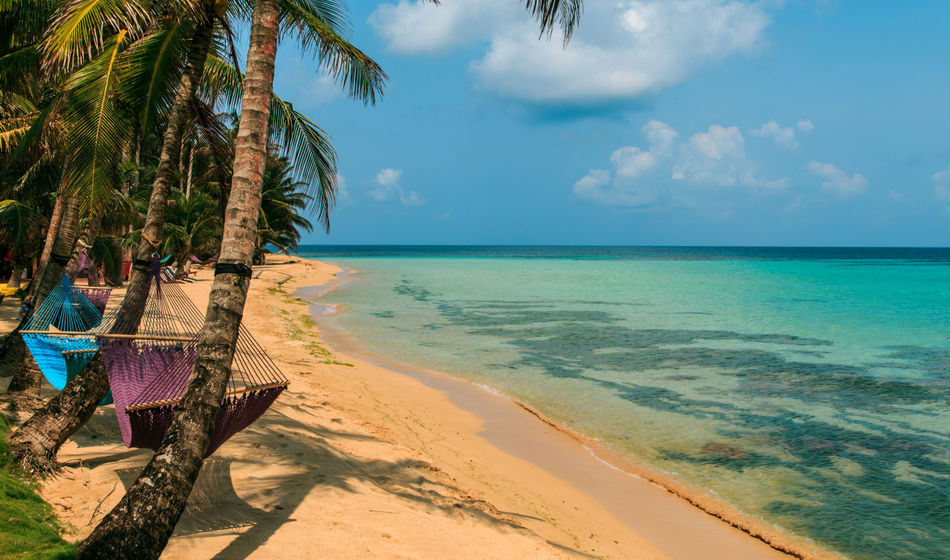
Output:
[370, 0, 772, 105]
[608, 120, 678, 179]
[572, 169, 659, 207]
[750, 120, 799, 149]
[749, 119, 813, 149]
[690, 124, 745, 160]
[576, 120, 789, 207]
[673, 125, 775, 187]
[807, 161, 868, 197]
[573, 120, 676, 206]
[368, 0, 510, 54]
[309, 73, 345, 104]
[368, 168, 426, 207]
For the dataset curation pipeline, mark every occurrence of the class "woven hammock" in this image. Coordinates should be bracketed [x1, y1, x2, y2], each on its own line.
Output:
[20, 276, 108, 401]
[98, 261, 287, 456]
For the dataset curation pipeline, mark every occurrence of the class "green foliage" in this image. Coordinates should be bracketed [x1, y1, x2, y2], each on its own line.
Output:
[256, 153, 314, 261]
[162, 189, 222, 265]
[0, 416, 75, 559]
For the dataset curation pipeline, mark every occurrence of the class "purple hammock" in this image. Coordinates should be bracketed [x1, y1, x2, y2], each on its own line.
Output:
[189, 254, 218, 265]
[100, 339, 285, 455]
[97, 259, 287, 457]
[77, 287, 111, 315]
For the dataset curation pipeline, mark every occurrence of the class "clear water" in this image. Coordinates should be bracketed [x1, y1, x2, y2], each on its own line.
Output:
[300, 246, 950, 560]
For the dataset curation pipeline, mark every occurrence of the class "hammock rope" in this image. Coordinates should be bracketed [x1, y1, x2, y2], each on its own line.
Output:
[24, 275, 103, 333]
[98, 257, 288, 456]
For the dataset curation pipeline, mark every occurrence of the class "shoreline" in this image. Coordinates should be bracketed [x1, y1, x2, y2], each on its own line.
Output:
[302, 257, 843, 560]
[2, 255, 843, 559]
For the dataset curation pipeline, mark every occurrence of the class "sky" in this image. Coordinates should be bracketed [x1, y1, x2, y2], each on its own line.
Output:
[265, 0, 950, 246]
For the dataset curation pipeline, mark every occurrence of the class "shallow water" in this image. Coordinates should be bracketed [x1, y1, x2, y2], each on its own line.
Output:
[301, 246, 950, 560]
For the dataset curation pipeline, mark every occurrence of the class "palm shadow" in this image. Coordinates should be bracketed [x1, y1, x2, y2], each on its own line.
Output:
[167, 398, 596, 560]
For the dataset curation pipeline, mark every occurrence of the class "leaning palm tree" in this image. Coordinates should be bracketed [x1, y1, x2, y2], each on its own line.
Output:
[77, 0, 582, 556]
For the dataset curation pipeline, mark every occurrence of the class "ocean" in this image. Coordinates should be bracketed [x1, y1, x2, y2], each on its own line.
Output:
[297, 246, 950, 560]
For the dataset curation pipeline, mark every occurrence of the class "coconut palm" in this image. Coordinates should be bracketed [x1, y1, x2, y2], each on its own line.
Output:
[255, 152, 314, 262]
[163, 189, 222, 275]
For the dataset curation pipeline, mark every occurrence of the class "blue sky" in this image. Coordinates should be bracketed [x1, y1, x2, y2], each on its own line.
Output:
[268, 1, 950, 246]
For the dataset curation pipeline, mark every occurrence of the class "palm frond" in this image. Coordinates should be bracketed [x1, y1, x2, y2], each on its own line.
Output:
[280, 0, 386, 105]
[44, 0, 150, 71]
[120, 18, 190, 134]
[0, 45, 44, 92]
[0, 199, 43, 246]
[268, 94, 336, 231]
[523, 0, 583, 42]
[61, 29, 133, 214]
[189, 96, 232, 186]
[8, 153, 62, 198]
[0, 119, 35, 151]
[0, 97, 58, 178]
[200, 53, 243, 109]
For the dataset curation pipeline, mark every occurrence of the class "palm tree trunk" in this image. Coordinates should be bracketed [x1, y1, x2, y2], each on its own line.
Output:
[28, 190, 65, 303]
[28, 193, 81, 309]
[6, 268, 23, 288]
[185, 139, 194, 199]
[7, 194, 81, 392]
[77, 0, 279, 555]
[8, 9, 217, 473]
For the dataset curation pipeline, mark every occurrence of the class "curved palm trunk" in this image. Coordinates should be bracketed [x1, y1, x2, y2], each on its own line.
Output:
[27, 193, 82, 309]
[28, 191, 65, 303]
[7, 194, 82, 392]
[8, 12, 217, 472]
[77, 0, 279, 555]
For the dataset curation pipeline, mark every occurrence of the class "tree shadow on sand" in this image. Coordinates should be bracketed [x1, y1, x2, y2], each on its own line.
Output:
[99, 393, 594, 559]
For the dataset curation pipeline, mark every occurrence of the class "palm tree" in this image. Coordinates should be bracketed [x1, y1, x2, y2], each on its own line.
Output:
[163, 189, 222, 275]
[255, 152, 313, 263]
[76, 0, 582, 556]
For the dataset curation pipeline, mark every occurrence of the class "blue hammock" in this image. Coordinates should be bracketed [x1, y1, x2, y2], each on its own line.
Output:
[21, 275, 112, 404]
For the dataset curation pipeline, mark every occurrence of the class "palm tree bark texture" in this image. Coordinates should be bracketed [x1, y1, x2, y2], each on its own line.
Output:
[8, 7, 218, 473]
[76, 0, 279, 556]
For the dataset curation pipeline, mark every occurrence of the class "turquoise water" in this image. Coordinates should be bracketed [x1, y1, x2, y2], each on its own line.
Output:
[302, 246, 950, 560]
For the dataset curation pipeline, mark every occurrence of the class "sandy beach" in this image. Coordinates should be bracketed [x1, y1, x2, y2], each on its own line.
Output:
[1, 257, 835, 559]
